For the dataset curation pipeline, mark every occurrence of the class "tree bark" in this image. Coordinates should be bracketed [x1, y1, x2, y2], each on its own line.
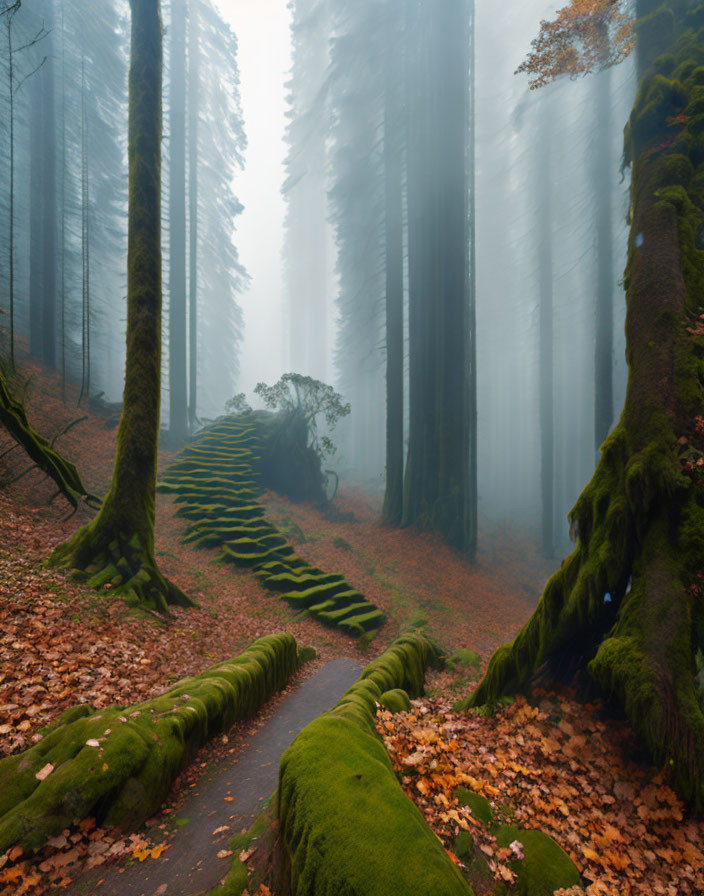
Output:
[382, 6, 404, 527]
[538, 96, 554, 557]
[187, 0, 199, 430]
[49, 0, 192, 614]
[169, 0, 188, 442]
[403, 0, 474, 556]
[465, 4, 704, 811]
[593, 68, 614, 452]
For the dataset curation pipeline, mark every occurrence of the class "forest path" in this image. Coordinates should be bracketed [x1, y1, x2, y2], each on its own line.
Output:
[59, 657, 362, 896]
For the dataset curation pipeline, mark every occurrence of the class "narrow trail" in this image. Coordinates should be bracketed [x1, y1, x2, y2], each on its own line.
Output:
[60, 658, 362, 896]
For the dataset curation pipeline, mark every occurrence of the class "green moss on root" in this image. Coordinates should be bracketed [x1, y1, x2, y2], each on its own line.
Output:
[0, 633, 300, 855]
[275, 635, 472, 896]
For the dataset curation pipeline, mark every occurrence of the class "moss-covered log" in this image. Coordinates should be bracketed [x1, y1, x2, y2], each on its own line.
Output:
[463, 3, 704, 812]
[274, 634, 473, 896]
[47, 0, 192, 613]
[0, 633, 301, 856]
[0, 365, 98, 510]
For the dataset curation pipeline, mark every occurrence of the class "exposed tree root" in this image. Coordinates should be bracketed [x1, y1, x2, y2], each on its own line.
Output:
[0, 365, 99, 511]
[48, 524, 193, 615]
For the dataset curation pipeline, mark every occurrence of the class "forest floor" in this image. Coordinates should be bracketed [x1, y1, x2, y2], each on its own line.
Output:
[0, 353, 702, 896]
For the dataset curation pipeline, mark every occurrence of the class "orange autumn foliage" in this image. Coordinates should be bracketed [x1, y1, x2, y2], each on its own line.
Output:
[517, 0, 634, 89]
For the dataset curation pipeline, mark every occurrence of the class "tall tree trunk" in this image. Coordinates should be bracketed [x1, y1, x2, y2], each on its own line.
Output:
[403, 0, 438, 530]
[382, 7, 404, 527]
[42, 0, 56, 368]
[29, 58, 44, 360]
[403, 0, 473, 555]
[187, 0, 199, 430]
[593, 68, 614, 452]
[465, 1, 704, 812]
[467, 0, 478, 559]
[169, 0, 188, 442]
[28, 0, 56, 367]
[60, 1, 66, 399]
[49, 0, 192, 614]
[538, 96, 554, 558]
[6, 7, 16, 367]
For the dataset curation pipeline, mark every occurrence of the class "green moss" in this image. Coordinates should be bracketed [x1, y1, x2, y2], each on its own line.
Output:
[159, 415, 386, 639]
[455, 788, 493, 826]
[378, 689, 412, 714]
[276, 635, 471, 896]
[492, 825, 582, 896]
[0, 633, 299, 856]
[447, 649, 481, 671]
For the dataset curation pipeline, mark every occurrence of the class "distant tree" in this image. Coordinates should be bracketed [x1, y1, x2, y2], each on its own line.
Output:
[538, 94, 555, 558]
[190, 0, 247, 417]
[402, 0, 476, 556]
[29, 0, 56, 369]
[469, 0, 704, 812]
[592, 70, 615, 452]
[282, 0, 332, 381]
[187, 0, 199, 428]
[0, 0, 46, 367]
[381, 0, 404, 527]
[50, 0, 192, 614]
[327, 0, 387, 483]
[168, 0, 188, 442]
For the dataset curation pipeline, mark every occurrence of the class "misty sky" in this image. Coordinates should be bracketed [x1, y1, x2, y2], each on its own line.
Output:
[215, 0, 292, 394]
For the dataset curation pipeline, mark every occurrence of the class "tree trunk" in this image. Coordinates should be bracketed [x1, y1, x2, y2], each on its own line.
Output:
[538, 95, 554, 558]
[169, 0, 188, 443]
[49, 0, 192, 614]
[465, 5, 704, 812]
[593, 68, 614, 452]
[28, 0, 56, 368]
[42, 0, 56, 369]
[187, 0, 199, 430]
[382, 8, 404, 527]
[403, 0, 473, 555]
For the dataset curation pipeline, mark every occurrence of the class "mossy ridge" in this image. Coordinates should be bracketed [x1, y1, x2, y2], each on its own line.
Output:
[276, 634, 473, 896]
[0, 633, 301, 856]
[159, 413, 387, 639]
[463, 4, 704, 812]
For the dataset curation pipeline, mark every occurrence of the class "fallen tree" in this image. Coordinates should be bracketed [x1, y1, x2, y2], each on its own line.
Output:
[0, 633, 301, 856]
[0, 363, 98, 511]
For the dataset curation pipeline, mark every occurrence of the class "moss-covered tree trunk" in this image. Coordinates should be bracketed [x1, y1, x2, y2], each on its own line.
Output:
[49, 0, 192, 614]
[466, 2, 704, 812]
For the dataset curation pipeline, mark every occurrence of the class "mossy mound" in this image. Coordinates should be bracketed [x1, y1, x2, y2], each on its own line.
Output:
[0, 633, 300, 856]
[378, 688, 412, 714]
[453, 787, 581, 894]
[275, 634, 473, 896]
[159, 413, 386, 639]
[493, 825, 582, 896]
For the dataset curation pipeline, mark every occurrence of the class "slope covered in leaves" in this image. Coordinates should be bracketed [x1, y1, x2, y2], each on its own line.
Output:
[376, 689, 704, 896]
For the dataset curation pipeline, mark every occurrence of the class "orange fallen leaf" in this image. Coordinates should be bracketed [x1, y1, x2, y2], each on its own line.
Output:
[35, 762, 54, 781]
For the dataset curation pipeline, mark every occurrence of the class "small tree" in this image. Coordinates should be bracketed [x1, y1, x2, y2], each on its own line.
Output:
[253, 374, 350, 503]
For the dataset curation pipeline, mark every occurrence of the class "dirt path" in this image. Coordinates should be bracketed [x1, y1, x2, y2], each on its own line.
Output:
[59, 658, 362, 896]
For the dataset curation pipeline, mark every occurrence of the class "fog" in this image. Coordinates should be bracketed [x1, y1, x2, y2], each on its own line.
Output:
[0, 0, 638, 556]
